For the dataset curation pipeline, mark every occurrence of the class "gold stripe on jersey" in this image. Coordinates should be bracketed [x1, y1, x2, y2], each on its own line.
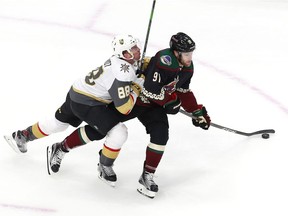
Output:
[115, 95, 134, 115]
[32, 123, 47, 138]
[72, 86, 111, 104]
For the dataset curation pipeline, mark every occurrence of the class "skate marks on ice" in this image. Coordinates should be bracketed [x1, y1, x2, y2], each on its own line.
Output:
[0, 202, 57, 214]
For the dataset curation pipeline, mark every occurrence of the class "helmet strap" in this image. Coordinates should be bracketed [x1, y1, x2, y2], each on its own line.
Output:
[122, 50, 135, 61]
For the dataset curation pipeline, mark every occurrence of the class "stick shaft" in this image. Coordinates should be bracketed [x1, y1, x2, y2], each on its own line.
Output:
[179, 109, 275, 137]
[140, 0, 156, 70]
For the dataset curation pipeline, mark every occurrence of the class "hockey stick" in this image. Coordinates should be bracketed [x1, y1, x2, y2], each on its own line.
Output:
[139, 0, 156, 70]
[179, 109, 275, 137]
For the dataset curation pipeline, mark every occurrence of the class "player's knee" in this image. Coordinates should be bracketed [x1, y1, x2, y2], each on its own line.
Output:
[105, 123, 128, 149]
[149, 122, 169, 145]
[84, 125, 105, 141]
[38, 116, 69, 135]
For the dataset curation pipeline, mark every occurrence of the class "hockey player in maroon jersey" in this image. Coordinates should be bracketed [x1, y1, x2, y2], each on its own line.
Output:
[132, 32, 211, 198]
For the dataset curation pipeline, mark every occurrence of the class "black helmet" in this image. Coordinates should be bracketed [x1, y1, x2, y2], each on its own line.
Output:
[169, 32, 195, 52]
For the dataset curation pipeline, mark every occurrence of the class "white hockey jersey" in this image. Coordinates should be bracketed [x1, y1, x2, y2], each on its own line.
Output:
[69, 55, 141, 115]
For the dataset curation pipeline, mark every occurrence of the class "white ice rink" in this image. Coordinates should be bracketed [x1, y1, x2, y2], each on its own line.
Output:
[0, 0, 288, 215]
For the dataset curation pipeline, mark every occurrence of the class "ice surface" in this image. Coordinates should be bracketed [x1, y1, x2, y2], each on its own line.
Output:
[0, 0, 287, 215]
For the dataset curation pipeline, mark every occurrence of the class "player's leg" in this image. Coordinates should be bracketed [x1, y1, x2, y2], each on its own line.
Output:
[136, 107, 169, 198]
[5, 93, 81, 153]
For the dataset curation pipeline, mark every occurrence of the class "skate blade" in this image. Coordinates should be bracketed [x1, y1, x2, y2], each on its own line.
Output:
[46, 146, 52, 175]
[97, 174, 116, 187]
[3, 135, 21, 153]
[137, 184, 156, 199]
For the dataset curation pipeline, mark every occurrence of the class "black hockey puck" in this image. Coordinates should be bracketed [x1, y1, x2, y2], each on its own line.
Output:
[262, 133, 270, 139]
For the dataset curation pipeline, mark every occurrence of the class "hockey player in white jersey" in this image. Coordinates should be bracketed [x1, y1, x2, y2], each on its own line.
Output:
[4, 34, 144, 186]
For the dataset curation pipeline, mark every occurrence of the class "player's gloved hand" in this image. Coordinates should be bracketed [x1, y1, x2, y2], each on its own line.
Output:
[192, 105, 211, 130]
[163, 93, 181, 114]
[131, 75, 145, 96]
[136, 57, 151, 77]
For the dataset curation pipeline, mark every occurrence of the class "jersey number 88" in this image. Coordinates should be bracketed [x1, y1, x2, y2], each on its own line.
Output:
[118, 85, 131, 99]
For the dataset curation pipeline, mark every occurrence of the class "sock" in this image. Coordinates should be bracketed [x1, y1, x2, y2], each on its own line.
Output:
[31, 123, 48, 139]
[63, 127, 91, 151]
[144, 143, 165, 173]
[100, 144, 120, 166]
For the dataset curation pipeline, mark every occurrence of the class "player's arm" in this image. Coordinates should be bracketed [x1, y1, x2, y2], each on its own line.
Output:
[109, 77, 144, 115]
[177, 87, 211, 130]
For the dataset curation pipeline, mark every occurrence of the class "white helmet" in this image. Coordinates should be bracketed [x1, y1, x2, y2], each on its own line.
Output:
[111, 34, 139, 59]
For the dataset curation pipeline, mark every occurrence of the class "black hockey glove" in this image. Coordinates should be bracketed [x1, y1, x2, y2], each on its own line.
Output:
[163, 93, 181, 114]
[192, 105, 211, 130]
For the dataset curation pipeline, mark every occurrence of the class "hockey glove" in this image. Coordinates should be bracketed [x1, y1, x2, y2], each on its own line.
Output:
[131, 75, 145, 96]
[192, 105, 211, 130]
[131, 82, 142, 96]
[163, 93, 181, 114]
[136, 57, 151, 77]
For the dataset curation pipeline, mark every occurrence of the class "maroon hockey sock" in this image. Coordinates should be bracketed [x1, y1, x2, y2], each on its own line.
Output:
[63, 128, 89, 150]
[144, 147, 164, 173]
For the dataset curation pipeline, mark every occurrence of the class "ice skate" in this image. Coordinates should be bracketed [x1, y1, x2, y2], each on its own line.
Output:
[97, 163, 117, 187]
[4, 130, 29, 153]
[137, 171, 158, 199]
[46, 142, 66, 175]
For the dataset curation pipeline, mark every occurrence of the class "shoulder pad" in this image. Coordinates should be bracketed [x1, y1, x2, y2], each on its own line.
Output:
[157, 49, 179, 70]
